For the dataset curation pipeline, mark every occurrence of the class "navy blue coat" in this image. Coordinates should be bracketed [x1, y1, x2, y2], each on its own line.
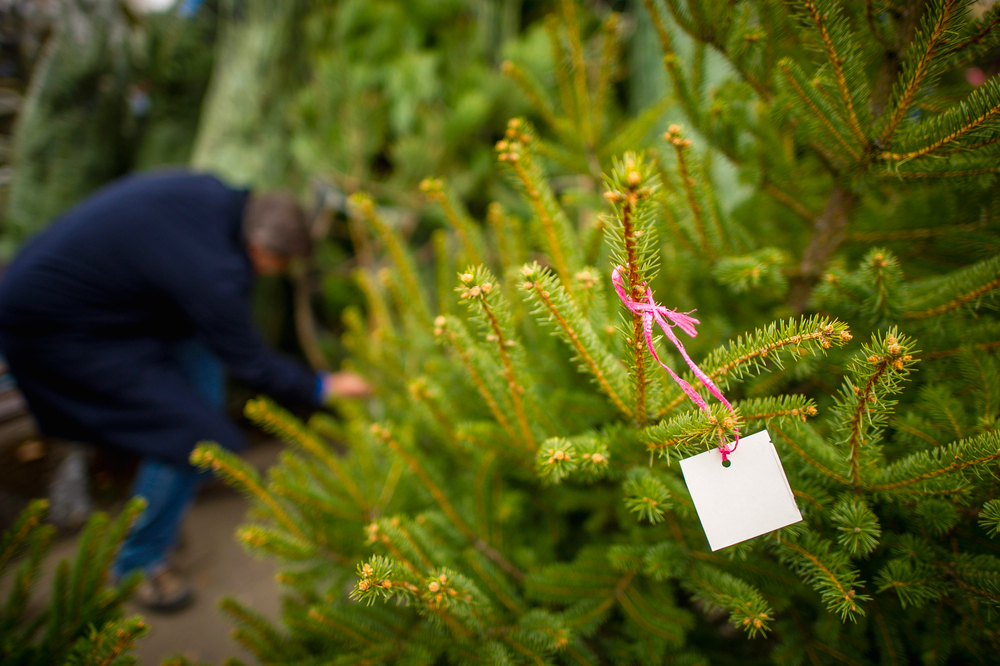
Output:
[0, 171, 320, 465]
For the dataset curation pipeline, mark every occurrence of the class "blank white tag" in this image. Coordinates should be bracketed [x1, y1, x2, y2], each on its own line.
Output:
[679, 429, 802, 551]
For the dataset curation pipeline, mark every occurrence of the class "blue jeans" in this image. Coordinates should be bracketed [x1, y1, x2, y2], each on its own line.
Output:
[112, 338, 224, 579]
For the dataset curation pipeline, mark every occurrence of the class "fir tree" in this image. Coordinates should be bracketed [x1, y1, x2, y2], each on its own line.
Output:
[0, 498, 148, 665]
[194, 1, 1000, 664]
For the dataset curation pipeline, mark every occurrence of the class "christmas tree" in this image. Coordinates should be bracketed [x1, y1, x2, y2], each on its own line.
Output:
[194, 1, 1000, 663]
[0, 498, 148, 665]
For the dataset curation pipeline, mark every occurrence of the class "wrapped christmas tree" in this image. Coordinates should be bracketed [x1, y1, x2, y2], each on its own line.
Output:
[195, 1, 1000, 663]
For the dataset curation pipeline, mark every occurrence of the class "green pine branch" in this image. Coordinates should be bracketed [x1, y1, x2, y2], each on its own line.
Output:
[420, 178, 488, 270]
[657, 317, 852, 417]
[868, 429, 1000, 495]
[881, 77, 1000, 161]
[877, 0, 961, 145]
[686, 564, 773, 638]
[778, 57, 863, 161]
[497, 119, 584, 290]
[434, 314, 521, 444]
[521, 263, 633, 419]
[904, 253, 1000, 319]
[775, 529, 871, 620]
[791, 0, 871, 146]
[458, 266, 540, 452]
[348, 192, 431, 325]
[242, 398, 370, 512]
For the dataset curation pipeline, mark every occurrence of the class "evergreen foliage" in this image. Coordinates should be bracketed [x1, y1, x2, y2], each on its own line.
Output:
[186, 0, 1000, 663]
[0, 498, 147, 665]
[2, 1, 217, 254]
[3, 0, 132, 255]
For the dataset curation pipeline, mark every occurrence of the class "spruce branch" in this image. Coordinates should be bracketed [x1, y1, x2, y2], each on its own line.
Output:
[459, 267, 537, 452]
[592, 13, 620, 144]
[795, 0, 869, 146]
[904, 254, 1000, 319]
[64, 617, 148, 666]
[350, 556, 419, 607]
[2, 511, 53, 640]
[604, 152, 663, 423]
[408, 377, 461, 450]
[614, 581, 688, 643]
[526, 550, 624, 603]
[875, 559, 948, 609]
[658, 317, 852, 417]
[521, 264, 633, 419]
[878, 0, 960, 145]
[191, 443, 307, 540]
[712, 248, 788, 296]
[243, 398, 370, 512]
[664, 125, 713, 256]
[499, 61, 565, 139]
[833, 329, 917, 487]
[947, 3, 1000, 56]
[304, 607, 382, 649]
[687, 564, 773, 638]
[347, 192, 430, 325]
[881, 78, 1000, 160]
[0, 497, 47, 574]
[560, 0, 592, 146]
[420, 178, 487, 269]
[237, 525, 319, 561]
[867, 430, 1000, 494]
[831, 497, 881, 557]
[776, 530, 870, 620]
[543, 432, 613, 483]
[434, 315, 519, 442]
[762, 180, 817, 221]
[367, 517, 433, 575]
[981, 500, 1000, 538]
[433, 229, 454, 316]
[623, 468, 671, 523]
[369, 423, 523, 581]
[778, 59, 862, 161]
[352, 269, 394, 341]
[497, 119, 583, 291]
[598, 97, 675, 165]
[736, 395, 819, 425]
[644, 404, 740, 462]
[540, 15, 576, 131]
[638, 0, 701, 121]
[463, 558, 523, 619]
[487, 202, 524, 272]
[369, 423, 476, 543]
[772, 424, 851, 484]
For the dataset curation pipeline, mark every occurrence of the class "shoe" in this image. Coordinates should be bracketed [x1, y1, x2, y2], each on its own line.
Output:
[133, 568, 195, 613]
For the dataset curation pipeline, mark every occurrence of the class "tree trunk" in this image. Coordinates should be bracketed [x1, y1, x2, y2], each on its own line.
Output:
[787, 184, 858, 312]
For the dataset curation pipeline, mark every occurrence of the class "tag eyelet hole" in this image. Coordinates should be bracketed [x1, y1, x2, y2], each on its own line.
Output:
[722, 459, 732, 468]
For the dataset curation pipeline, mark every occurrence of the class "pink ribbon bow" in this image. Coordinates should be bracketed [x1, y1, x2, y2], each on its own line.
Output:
[612, 266, 739, 460]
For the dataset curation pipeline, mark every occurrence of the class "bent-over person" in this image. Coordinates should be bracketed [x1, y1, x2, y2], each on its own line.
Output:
[0, 171, 368, 611]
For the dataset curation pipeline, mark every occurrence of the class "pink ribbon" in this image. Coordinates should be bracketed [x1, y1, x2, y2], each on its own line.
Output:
[612, 266, 739, 460]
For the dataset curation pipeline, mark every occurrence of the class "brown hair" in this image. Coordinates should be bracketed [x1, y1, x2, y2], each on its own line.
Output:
[242, 192, 311, 257]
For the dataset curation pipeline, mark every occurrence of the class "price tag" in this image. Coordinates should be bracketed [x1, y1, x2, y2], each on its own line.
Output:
[679, 429, 802, 551]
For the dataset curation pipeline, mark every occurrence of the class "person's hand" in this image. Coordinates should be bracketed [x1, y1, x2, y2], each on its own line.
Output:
[321, 371, 372, 402]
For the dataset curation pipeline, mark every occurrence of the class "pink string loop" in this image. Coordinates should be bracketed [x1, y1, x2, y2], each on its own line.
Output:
[612, 266, 740, 460]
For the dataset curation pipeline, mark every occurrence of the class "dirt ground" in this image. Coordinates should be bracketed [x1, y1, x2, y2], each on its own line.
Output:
[41, 440, 286, 664]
